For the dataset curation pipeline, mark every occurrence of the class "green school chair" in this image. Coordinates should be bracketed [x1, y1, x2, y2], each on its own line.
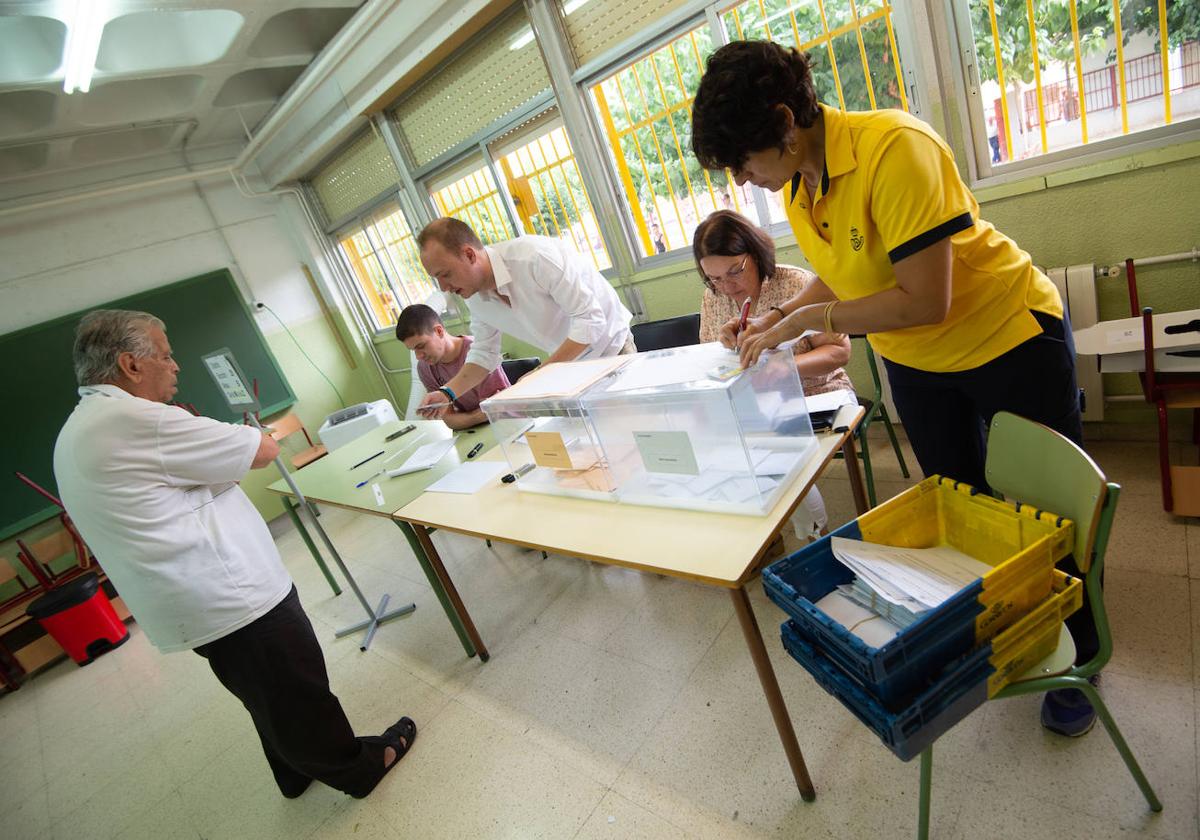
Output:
[915, 411, 1161, 839]
[836, 337, 910, 507]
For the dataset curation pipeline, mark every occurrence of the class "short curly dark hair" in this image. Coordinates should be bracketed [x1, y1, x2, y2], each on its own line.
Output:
[691, 40, 820, 171]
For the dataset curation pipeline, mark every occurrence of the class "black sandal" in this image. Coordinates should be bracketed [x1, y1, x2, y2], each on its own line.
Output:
[352, 716, 417, 799]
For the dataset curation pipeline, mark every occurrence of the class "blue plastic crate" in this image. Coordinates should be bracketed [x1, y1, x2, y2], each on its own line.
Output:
[779, 572, 1082, 761]
[763, 476, 1072, 709]
[781, 620, 988, 761]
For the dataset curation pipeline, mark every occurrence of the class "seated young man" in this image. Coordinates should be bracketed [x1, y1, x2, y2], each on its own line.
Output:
[396, 304, 510, 429]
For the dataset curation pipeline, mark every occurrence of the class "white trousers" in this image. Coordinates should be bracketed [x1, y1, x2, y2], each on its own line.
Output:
[789, 485, 828, 540]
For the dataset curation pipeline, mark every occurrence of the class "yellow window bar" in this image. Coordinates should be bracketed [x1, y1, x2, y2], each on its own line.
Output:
[678, 32, 750, 219]
[340, 233, 394, 327]
[814, 0, 848, 111]
[1112, 0, 1128, 134]
[594, 28, 751, 255]
[432, 167, 514, 245]
[849, 0, 878, 110]
[884, 10, 909, 111]
[986, 0, 1014, 161]
[377, 212, 430, 302]
[1025, 0, 1048, 154]
[723, 2, 902, 113]
[593, 82, 654, 255]
[1159, 0, 1171, 123]
[500, 129, 610, 270]
[625, 66, 688, 248]
[1068, 0, 1089, 144]
[647, 55, 703, 226]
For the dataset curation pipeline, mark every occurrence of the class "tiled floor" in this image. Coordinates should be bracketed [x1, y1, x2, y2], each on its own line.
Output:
[2, 433, 1198, 840]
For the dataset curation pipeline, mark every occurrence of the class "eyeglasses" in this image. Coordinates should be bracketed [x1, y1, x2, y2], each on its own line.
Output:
[706, 254, 750, 288]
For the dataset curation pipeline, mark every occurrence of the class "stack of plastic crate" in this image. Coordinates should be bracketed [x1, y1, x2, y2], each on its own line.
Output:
[763, 475, 1083, 760]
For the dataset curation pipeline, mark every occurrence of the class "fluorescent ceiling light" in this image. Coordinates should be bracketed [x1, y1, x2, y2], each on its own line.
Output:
[63, 0, 106, 94]
[510, 0, 593, 51]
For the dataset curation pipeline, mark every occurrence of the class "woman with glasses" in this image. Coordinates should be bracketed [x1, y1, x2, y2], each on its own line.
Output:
[695, 210, 853, 541]
[690, 40, 1091, 738]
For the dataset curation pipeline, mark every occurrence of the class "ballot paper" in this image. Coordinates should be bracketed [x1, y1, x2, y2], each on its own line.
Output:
[813, 590, 903, 648]
[804, 389, 856, 415]
[385, 438, 457, 478]
[829, 537, 992, 620]
[424, 461, 510, 494]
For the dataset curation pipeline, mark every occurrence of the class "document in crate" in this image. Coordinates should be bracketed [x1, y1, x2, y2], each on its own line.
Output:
[827, 537, 992, 638]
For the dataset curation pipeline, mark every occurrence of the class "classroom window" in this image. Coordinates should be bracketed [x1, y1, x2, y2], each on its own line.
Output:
[720, 0, 910, 222]
[492, 121, 612, 271]
[958, 0, 1200, 173]
[336, 203, 436, 331]
[429, 162, 517, 244]
[590, 24, 765, 258]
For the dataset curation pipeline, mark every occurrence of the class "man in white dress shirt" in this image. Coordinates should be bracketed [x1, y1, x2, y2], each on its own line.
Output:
[415, 217, 634, 417]
[53, 309, 414, 800]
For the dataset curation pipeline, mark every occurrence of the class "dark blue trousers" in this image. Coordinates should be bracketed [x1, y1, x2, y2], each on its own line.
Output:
[882, 310, 1097, 661]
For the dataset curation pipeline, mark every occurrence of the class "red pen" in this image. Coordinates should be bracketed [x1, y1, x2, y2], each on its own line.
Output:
[736, 297, 752, 336]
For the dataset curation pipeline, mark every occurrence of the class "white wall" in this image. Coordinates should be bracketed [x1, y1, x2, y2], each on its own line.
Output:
[0, 171, 323, 336]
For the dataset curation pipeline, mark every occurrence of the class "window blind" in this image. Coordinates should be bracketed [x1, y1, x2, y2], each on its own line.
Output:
[392, 9, 552, 168]
[309, 128, 400, 225]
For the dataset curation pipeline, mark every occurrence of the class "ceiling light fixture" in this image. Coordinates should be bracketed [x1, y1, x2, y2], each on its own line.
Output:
[62, 0, 106, 94]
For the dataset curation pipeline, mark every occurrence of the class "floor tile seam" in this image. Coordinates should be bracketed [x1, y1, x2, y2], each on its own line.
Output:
[565, 783, 616, 840]
[600, 610, 739, 794]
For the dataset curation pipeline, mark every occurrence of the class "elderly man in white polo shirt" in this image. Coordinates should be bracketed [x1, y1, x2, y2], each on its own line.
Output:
[415, 217, 634, 417]
[53, 309, 415, 800]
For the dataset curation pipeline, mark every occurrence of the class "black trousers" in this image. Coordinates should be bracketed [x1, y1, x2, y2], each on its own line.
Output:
[882, 310, 1098, 663]
[194, 586, 387, 797]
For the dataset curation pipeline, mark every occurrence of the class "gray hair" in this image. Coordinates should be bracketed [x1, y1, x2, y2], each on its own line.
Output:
[72, 309, 166, 386]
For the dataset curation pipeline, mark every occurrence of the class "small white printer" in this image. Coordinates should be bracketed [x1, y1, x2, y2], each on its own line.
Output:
[318, 399, 399, 451]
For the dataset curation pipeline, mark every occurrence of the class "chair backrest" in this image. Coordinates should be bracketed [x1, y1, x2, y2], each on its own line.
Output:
[630, 313, 701, 352]
[0, 554, 23, 587]
[501, 357, 542, 384]
[984, 411, 1107, 572]
[266, 411, 305, 442]
[849, 336, 885, 404]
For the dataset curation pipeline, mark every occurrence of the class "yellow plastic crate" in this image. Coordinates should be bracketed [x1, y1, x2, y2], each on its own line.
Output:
[855, 475, 1075, 642]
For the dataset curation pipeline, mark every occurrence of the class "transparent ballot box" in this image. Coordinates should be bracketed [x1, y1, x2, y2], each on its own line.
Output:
[480, 356, 631, 501]
[581, 342, 818, 515]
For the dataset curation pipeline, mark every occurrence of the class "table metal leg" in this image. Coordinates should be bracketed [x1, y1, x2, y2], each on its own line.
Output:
[730, 586, 816, 801]
[409, 524, 490, 662]
[393, 521, 478, 659]
[840, 432, 870, 515]
[282, 497, 342, 596]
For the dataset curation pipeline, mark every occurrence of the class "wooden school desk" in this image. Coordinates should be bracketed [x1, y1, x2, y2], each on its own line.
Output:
[393, 404, 869, 799]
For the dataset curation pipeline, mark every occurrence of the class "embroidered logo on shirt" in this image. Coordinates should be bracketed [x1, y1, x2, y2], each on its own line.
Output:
[850, 227, 865, 251]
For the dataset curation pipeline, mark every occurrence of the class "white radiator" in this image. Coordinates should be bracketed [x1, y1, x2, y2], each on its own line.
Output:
[1045, 265, 1103, 422]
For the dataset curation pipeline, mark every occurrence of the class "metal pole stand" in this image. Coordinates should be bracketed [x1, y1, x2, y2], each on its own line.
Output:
[249, 416, 415, 651]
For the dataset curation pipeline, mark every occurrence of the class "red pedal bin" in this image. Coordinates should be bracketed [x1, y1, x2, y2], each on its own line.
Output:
[26, 572, 129, 665]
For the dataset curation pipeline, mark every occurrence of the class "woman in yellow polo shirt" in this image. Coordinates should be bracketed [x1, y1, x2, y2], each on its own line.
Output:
[690, 40, 1092, 737]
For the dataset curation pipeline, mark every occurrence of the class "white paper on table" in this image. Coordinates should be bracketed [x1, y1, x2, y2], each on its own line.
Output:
[830, 537, 991, 612]
[804, 389, 856, 415]
[606, 346, 732, 392]
[423, 461, 511, 494]
[385, 438, 457, 477]
[752, 450, 803, 476]
[755, 392, 784, 418]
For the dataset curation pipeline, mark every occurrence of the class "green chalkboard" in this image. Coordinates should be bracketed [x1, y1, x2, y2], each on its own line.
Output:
[1, 269, 295, 540]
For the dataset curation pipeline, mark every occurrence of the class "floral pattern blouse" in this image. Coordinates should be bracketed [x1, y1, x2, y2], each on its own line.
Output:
[698, 263, 855, 397]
